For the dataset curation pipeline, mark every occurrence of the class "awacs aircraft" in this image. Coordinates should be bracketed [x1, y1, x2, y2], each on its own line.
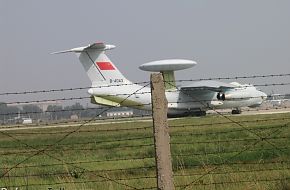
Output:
[53, 42, 267, 117]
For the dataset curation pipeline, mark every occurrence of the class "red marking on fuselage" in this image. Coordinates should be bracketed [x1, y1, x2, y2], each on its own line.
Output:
[96, 62, 115, 70]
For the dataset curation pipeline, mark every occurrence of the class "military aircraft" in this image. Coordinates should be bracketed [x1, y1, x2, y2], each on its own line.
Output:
[53, 42, 267, 117]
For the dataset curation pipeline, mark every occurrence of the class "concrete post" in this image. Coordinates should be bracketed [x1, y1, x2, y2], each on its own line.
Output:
[150, 73, 175, 190]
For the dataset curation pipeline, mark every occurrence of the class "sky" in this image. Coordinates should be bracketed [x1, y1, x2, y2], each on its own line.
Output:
[1, 0, 290, 104]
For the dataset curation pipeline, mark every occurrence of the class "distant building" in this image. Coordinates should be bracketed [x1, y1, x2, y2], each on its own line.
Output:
[106, 110, 133, 118]
[6, 115, 33, 125]
[22, 118, 33, 124]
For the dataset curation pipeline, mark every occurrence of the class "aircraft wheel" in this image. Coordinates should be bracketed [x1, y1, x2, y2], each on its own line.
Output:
[232, 109, 242, 114]
[195, 111, 206, 116]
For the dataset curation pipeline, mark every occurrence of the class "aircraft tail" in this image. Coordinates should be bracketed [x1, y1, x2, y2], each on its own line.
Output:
[52, 42, 130, 86]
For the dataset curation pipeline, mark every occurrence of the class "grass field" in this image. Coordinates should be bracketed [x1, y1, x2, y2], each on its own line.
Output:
[0, 112, 289, 190]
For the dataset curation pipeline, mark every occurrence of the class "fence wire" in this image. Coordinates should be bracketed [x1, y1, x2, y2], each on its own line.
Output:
[0, 74, 290, 189]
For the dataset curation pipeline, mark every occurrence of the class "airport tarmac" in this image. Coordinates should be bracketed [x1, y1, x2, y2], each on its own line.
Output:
[207, 107, 290, 115]
[0, 117, 153, 132]
[241, 108, 290, 115]
[1, 108, 290, 132]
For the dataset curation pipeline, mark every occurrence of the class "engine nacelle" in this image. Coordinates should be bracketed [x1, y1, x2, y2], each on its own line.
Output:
[217, 92, 250, 101]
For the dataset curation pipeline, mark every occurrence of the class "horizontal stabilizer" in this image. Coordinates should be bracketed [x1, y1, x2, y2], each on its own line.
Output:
[51, 42, 115, 54]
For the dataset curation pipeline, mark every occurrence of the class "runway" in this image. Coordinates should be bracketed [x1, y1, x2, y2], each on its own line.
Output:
[0, 117, 153, 132]
[241, 108, 290, 115]
[207, 107, 290, 116]
[1, 108, 290, 132]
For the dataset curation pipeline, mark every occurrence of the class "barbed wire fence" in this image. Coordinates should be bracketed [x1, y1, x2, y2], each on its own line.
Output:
[0, 73, 289, 189]
[168, 74, 290, 190]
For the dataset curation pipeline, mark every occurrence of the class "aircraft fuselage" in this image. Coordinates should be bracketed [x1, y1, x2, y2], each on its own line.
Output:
[88, 82, 267, 117]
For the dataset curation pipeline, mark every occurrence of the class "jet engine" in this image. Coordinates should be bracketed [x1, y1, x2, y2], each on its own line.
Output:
[217, 92, 250, 101]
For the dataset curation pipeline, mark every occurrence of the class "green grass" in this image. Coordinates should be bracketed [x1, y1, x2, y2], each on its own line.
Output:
[0, 113, 290, 189]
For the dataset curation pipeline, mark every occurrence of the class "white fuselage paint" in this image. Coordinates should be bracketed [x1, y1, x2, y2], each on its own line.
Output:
[54, 42, 267, 116]
[88, 82, 267, 116]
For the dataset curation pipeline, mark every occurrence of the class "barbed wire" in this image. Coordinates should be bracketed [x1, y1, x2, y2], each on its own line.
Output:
[0, 106, 109, 116]
[1, 75, 289, 188]
[176, 82, 290, 88]
[174, 166, 290, 177]
[0, 83, 152, 190]
[171, 136, 289, 145]
[170, 117, 290, 129]
[0, 142, 147, 190]
[0, 144, 155, 156]
[171, 129, 289, 140]
[0, 85, 152, 148]
[1, 96, 90, 105]
[163, 79, 290, 189]
[180, 124, 288, 189]
[178, 160, 290, 169]
[176, 73, 290, 82]
[4, 118, 288, 135]
[1, 91, 289, 107]
[2, 176, 157, 189]
[1, 125, 288, 157]
[2, 140, 288, 157]
[1, 118, 288, 151]
[0, 105, 151, 117]
[2, 158, 289, 171]
[176, 177, 290, 188]
[2, 137, 289, 157]
[254, 82, 290, 87]
[0, 157, 154, 171]
[188, 138, 283, 189]
[1, 118, 288, 149]
[172, 146, 290, 158]
[0, 127, 288, 188]
[7, 163, 288, 183]
[0, 135, 153, 149]
[0, 113, 153, 131]
[166, 80, 289, 145]
[1, 151, 154, 164]
[1, 125, 153, 135]
[0, 81, 150, 96]
[1, 165, 156, 178]
[1, 106, 289, 134]
[1, 73, 289, 96]
[179, 138, 263, 189]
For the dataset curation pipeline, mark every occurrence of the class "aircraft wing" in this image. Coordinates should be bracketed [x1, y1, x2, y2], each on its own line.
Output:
[180, 80, 236, 92]
[177, 81, 236, 107]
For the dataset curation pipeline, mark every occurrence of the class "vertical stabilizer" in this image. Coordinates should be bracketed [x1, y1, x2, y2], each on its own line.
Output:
[52, 42, 130, 86]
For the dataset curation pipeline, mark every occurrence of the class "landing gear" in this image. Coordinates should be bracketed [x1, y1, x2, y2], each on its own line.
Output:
[194, 111, 207, 116]
[231, 108, 242, 114]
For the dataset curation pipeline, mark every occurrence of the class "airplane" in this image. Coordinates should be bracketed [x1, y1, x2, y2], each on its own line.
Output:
[53, 42, 267, 117]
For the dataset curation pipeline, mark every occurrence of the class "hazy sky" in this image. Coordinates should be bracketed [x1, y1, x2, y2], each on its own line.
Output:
[1, 0, 290, 104]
